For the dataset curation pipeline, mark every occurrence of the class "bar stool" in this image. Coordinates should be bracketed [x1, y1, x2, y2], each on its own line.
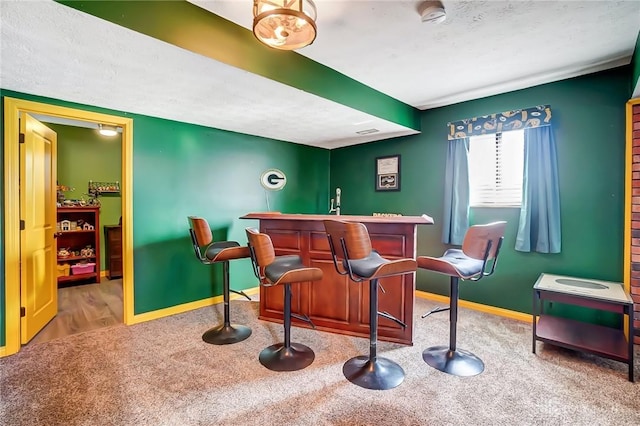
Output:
[324, 219, 417, 390]
[188, 216, 252, 345]
[246, 227, 323, 372]
[417, 221, 506, 377]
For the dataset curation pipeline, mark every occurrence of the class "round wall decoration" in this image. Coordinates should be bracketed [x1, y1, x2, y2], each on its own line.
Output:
[260, 169, 287, 191]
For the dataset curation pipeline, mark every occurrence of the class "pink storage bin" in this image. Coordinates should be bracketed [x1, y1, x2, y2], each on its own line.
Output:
[71, 263, 95, 275]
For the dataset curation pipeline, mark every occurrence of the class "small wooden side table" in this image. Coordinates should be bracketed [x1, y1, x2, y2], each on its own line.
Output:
[532, 273, 635, 382]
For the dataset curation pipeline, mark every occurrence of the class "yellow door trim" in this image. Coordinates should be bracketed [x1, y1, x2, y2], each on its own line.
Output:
[623, 98, 640, 340]
[3, 97, 134, 356]
[624, 98, 640, 294]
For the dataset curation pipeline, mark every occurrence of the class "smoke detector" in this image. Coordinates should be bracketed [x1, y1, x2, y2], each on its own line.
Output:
[419, 1, 446, 24]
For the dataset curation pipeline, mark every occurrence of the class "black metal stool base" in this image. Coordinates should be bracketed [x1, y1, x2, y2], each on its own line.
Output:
[202, 324, 252, 345]
[259, 343, 315, 372]
[422, 345, 484, 377]
[343, 355, 405, 390]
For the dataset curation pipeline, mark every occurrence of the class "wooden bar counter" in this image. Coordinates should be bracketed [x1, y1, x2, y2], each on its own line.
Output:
[240, 212, 434, 345]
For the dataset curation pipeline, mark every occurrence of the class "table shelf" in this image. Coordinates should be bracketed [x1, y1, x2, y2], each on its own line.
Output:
[536, 315, 629, 362]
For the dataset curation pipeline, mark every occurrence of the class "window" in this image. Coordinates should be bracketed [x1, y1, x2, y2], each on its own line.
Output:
[468, 129, 524, 207]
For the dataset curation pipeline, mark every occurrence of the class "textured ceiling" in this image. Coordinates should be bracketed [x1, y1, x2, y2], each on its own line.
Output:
[1, 1, 639, 149]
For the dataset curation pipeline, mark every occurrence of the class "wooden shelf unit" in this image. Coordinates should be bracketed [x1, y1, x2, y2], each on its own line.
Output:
[56, 207, 101, 285]
[104, 225, 122, 279]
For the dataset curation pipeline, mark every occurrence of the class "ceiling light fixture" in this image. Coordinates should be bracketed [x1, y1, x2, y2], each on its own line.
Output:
[253, 0, 317, 50]
[98, 124, 118, 137]
[419, 1, 447, 24]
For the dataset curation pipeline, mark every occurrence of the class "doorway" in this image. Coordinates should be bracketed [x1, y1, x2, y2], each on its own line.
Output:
[31, 116, 123, 345]
[3, 97, 134, 356]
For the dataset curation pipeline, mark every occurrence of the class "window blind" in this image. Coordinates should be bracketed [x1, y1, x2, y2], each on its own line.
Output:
[468, 130, 524, 207]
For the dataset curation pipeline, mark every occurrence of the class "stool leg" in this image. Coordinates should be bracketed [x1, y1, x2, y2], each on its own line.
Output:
[342, 278, 405, 390]
[202, 261, 252, 345]
[259, 283, 315, 372]
[422, 276, 484, 376]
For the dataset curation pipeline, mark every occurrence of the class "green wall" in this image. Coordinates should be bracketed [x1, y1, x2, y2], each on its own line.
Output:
[330, 66, 631, 325]
[131, 115, 329, 313]
[0, 89, 330, 346]
[50, 124, 122, 271]
[632, 31, 640, 98]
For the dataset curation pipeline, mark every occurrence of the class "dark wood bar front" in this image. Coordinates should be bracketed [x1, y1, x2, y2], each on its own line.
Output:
[240, 213, 434, 345]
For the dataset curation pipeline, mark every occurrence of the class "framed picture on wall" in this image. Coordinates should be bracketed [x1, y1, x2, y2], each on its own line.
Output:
[375, 155, 400, 191]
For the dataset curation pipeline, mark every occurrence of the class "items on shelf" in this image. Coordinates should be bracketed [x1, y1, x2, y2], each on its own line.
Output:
[70, 262, 96, 275]
[57, 245, 95, 259]
[57, 264, 70, 277]
[88, 180, 120, 195]
[80, 246, 95, 257]
[57, 206, 101, 285]
[56, 184, 75, 206]
[57, 220, 95, 232]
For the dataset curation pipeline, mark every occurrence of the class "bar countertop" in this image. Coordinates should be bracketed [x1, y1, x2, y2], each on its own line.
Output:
[240, 212, 434, 225]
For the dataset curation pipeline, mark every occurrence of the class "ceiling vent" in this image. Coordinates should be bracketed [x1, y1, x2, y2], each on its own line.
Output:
[356, 129, 379, 135]
[419, 1, 446, 24]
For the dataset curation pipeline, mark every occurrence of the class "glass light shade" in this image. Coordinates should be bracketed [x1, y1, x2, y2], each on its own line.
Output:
[98, 124, 118, 137]
[253, 0, 317, 50]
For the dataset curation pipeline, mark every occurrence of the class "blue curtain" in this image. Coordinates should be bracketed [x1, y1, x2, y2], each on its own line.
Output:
[442, 138, 470, 245]
[515, 126, 561, 253]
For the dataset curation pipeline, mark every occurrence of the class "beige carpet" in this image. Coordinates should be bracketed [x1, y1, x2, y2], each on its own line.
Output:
[1, 297, 638, 425]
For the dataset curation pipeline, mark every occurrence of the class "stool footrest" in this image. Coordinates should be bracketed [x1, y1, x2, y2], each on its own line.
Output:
[378, 310, 406, 328]
[291, 312, 316, 329]
[230, 288, 252, 301]
[421, 306, 450, 318]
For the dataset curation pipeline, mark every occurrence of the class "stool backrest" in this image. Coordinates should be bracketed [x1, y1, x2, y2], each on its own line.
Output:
[188, 216, 213, 247]
[324, 220, 373, 261]
[462, 221, 507, 261]
[324, 219, 348, 261]
[344, 221, 374, 260]
[245, 227, 275, 268]
[188, 216, 213, 263]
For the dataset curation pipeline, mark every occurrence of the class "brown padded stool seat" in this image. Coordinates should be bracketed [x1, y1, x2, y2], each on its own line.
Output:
[189, 216, 252, 345]
[246, 228, 323, 372]
[324, 219, 417, 390]
[417, 221, 506, 377]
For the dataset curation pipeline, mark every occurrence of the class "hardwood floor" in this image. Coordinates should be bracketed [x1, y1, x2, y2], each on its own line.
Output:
[28, 278, 123, 346]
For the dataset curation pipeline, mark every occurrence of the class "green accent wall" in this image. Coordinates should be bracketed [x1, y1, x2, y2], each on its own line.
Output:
[632, 30, 640, 98]
[55, 0, 419, 131]
[330, 66, 630, 326]
[0, 89, 330, 346]
[49, 124, 122, 271]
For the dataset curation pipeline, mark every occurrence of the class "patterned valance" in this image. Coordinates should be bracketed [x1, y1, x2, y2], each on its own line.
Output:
[447, 105, 552, 140]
